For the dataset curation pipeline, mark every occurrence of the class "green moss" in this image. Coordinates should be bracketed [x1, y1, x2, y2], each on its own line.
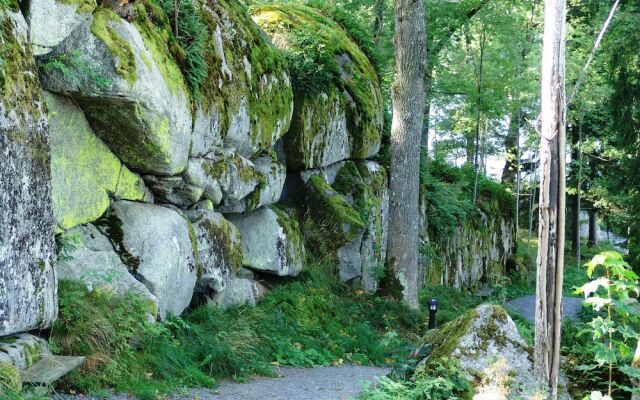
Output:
[133, 2, 190, 98]
[90, 7, 137, 85]
[56, 0, 96, 13]
[302, 175, 364, 253]
[251, 4, 383, 161]
[201, 216, 243, 272]
[197, 0, 293, 151]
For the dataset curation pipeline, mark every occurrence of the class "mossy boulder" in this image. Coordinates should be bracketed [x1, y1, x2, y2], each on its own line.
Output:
[191, 0, 293, 158]
[46, 92, 150, 231]
[95, 201, 197, 319]
[0, 10, 57, 336]
[301, 174, 365, 254]
[27, 0, 95, 56]
[190, 210, 243, 295]
[251, 4, 383, 170]
[415, 304, 547, 399]
[38, 7, 192, 175]
[55, 224, 159, 315]
[227, 206, 305, 276]
[0, 333, 50, 371]
[299, 161, 388, 291]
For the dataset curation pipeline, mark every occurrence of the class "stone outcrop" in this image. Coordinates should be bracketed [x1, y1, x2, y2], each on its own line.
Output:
[209, 277, 266, 309]
[0, 10, 57, 336]
[46, 92, 150, 230]
[95, 201, 197, 319]
[252, 4, 383, 170]
[0, 333, 50, 371]
[414, 304, 560, 400]
[227, 206, 305, 277]
[38, 7, 192, 175]
[193, 0, 293, 158]
[424, 211, 516, 289]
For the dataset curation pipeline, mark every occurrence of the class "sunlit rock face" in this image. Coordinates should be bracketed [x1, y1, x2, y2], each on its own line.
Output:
[0, 11, 57, 336]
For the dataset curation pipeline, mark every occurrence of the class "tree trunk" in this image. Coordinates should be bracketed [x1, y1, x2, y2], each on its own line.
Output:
[373, 0, 385, 44]
[535, 0, 567, 397]
[502, 109, 522, 185]
[385, 0, 427, 310]
[570, 123, 580, 256]
[588, 208, 598, 247]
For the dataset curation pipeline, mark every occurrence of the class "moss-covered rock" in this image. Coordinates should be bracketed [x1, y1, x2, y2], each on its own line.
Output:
[0, 333, 50, 371]
[251, 4, 383, 170]
[190, 210, 243, 295]
[301, 174, 365, 254]
[46, 92, 149, 230]
[38, 6, 192, 175]
[415, 304, 547, 399]
[298, 161, 388, 291]
[27, 0, 95, 56]
[0, 10, 57, 336]
[227, 205, 305, 276]
[191, 0, 293, 158]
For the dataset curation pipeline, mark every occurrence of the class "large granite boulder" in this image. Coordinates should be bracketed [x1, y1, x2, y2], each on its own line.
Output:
[96, 201, 197, 318]
[27, 0, 96, 56]
[38, 6, 192, 175]
[415, 304, 569, 399]
[252, 4, 383, 170]
[56, 224, 159, 315]
[0, 10, 57, 336]
[190, 210, 243, 295]
[227, 206, 305, 276]
[191, 0, 293, 158]
[45, 92, 150, 230]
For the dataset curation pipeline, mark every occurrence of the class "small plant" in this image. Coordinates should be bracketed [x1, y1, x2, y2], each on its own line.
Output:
[40, 50, 112, 90]
[55, 232, 82, 262]
[574, 251, 640, 399]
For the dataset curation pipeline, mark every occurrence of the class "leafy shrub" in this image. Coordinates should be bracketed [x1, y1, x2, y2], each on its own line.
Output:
[359, 358, 473, 400]
[563, 251, 640, 398]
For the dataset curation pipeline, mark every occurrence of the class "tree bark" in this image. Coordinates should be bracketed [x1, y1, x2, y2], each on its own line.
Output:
[570, 123, 580, 256]
[588, 208, 598, 247]
[535, 0, 566, 397]
[386, 0, 427, 310]
[373, 0, 385, 44]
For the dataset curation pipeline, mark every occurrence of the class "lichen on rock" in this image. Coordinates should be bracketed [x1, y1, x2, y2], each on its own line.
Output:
[251, 4, 383, 170]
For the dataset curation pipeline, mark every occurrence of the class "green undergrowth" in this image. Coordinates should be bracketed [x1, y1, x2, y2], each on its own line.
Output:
[51, 263, 424, 399]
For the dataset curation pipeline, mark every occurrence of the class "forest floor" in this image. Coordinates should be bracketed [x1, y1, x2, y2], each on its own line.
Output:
[51, 365, 390, 400]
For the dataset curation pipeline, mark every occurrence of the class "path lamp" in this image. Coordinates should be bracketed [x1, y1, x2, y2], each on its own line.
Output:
[428, 299, 438, 330]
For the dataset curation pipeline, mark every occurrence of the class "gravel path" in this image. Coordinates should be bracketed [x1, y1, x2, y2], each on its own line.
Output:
[52, 365, 389, 400]
[506, 295, 584, 324]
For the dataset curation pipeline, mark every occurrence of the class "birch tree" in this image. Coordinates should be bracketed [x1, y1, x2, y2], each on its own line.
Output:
[534, 0, 566, 396]
[386, 0, 427, 310]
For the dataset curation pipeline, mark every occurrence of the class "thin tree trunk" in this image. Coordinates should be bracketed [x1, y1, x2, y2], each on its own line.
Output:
[373, 0, 385, 44]
[386, 0, 427, 310]
[577, 120, 583, 267]
[515, 114, 521, 235]
[472, 28, 486, 205]
[174, 0, 180, 36]
[570, 123, 580, 256]
[588, 208, 598, 247]
[535, 0, 566, 397]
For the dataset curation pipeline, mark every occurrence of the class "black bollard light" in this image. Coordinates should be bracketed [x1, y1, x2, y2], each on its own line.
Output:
[428, 299, 438, 330]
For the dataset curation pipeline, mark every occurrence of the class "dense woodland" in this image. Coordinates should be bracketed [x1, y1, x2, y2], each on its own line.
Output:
[0, 0, 639, 399]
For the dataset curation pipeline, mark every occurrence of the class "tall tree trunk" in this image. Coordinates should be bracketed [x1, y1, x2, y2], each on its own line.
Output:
[588, 208, 598, 247]
[535, 0, 567, 397]
[386, 0, 427, 310]
[472, 28, 486, 205]
[570, 123, 580, 256]
[502, 109, 522, 184]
